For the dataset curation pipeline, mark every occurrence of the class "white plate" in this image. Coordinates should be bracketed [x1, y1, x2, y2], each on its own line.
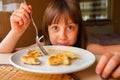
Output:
[9, 45, 96, 74]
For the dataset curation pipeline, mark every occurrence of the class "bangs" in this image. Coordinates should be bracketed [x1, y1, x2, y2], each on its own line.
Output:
[52, 12, 74, 25]
[44, 0, 82, 26]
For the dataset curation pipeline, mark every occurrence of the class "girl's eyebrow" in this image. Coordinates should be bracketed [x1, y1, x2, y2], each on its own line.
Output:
[67, 23, 78, 25]
[50, 23, 77, 26]
[68, 23, 76, 24]
[50, 24, 58, 26]
[52, 23, 59, 25]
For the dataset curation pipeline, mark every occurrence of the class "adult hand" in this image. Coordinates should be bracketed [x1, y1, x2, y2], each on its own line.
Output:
[96, 51, 120, 79]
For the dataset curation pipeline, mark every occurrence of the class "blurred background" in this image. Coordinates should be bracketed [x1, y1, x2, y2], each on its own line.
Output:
[0, 0, 120, 48]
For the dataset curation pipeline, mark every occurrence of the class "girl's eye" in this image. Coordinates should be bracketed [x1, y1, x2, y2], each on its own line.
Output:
[67, 25, 74, 30]
[51, 26, 58, 30]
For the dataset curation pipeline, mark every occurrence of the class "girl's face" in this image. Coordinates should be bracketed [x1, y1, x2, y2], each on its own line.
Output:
[48, 16, 79, 46]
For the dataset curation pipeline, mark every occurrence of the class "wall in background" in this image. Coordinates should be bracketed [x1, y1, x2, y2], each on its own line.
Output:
[112, 0, 120, 33]
[27, 0, 51, 30]
[80, 0, 120, 34]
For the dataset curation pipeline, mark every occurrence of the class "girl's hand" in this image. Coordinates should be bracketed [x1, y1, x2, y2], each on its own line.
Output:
[96, 52, 120, 79]
[10, 3, 32, 36]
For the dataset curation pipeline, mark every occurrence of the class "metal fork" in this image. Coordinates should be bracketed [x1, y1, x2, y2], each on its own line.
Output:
[31, 15, 48, 55]
[23, 0, 48, 55]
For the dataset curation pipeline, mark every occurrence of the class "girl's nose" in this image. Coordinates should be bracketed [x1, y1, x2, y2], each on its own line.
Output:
[59, 30, 67, 41]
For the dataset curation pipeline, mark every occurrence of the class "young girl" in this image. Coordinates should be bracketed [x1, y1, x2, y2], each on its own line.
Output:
[0, 0, 120, 79]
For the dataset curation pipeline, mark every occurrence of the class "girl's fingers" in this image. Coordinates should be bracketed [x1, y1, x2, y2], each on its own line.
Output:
[12, 9, 31, 26]
[96, 53, 112, 75]
[20, 3, 32, 14]
[20, 9, 30, 20]
[102, 53, 120, 78]
[16, 10, 30, 24]
[17, 7, 31, 20]
[96, 52, 120, 78]
[11, 12, 24, 26]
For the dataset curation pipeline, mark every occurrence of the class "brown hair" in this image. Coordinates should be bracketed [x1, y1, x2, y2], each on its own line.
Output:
[42, 0, 87, 49]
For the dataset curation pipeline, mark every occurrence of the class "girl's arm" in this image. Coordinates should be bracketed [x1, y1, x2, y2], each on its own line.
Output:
[87, 43, 120, 54]
[0, 30, 23, 53]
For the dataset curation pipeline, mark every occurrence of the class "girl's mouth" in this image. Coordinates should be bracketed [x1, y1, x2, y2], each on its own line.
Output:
[58, 43, 68, 46]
